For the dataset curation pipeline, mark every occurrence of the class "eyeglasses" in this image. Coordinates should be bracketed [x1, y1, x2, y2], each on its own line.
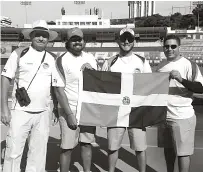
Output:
[120, 36, 134, 43]
[69, 36, 83, 42]
[164, 45, 178, 49]
[32, 31, 49, 39]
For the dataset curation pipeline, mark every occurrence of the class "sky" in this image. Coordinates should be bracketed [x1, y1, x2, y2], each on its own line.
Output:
[1, 0, 193, 27]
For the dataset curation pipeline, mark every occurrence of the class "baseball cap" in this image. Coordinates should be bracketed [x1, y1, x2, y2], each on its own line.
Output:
[119, 27, 135, 37]
[67, 27, 83, 40]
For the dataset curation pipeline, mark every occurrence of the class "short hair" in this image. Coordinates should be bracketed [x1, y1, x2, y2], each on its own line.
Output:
[163, 34, 181, 46]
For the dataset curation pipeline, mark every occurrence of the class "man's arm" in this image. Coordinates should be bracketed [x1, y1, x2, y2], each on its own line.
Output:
[181, 79, 203, 93]
[54, 87, 77, 130]
[170, 70, 203, 93]
[1, 76, 12, 126]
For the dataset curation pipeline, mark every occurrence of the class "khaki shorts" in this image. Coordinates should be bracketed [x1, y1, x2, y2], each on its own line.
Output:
[158, 115, 196, 156]
[107, 127, 147, 151]
[58, 108, 96, 149]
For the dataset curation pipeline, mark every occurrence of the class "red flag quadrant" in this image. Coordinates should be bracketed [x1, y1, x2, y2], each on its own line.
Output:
[76, 70, 169, 128]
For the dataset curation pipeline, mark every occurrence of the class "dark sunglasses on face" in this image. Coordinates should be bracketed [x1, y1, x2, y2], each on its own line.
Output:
[32, 31, 49, 39]
[119, 36, 134, 43]
[69, 36, 83, 42]
[164, 45, 178, 49]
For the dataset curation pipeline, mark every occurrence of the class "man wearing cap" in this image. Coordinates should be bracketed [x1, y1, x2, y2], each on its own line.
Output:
[102, 27, 152, 172]
[53, 27, 97, 172]
[1, 20, 58, 172]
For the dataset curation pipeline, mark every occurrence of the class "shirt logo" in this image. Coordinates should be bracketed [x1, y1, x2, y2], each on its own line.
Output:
[53, 79, 57, 83]
[43, 63, 49, 69]
[122, 96, 130, 105]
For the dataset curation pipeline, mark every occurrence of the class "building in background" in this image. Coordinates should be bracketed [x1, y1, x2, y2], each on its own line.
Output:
[128, 1, 155, 18]
[24, 14, 110, 29]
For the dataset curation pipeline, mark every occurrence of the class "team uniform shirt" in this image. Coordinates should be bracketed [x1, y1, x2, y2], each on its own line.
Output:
[1, 46, 57, 112]
[104, 52, 152, 73]
[157, 57, 203, 119]
[53, 51, 97, 109]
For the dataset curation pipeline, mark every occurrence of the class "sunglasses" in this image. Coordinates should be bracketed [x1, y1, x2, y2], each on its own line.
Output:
[164, 45, 178, 49]
[32, 31, 49, 39]
[69, 36, 83, 42]
[120, 36, 134, 43]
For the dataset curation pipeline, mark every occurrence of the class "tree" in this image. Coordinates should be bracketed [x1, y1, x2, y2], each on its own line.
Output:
[192, 4, 203, 26]
[170, 12, 182, 29]
[180, 14, 196, 29]
[142, 14, 170, 27]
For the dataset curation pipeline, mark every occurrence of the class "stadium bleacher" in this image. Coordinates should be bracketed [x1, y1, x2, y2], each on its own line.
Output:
[179, 39, 203, 67]
[86, 42, 101, 47]
[101, 42, 118, 47]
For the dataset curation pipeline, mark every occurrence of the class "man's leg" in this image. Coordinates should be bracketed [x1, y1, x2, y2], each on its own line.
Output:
[60, 149, 73, 172]
[26, 111, 50, 172]
[135, 150, 146, 172]
[178, 155, 190, 172]
[128, 128, 147, 172]
[168, 115, 196, 172]
[107, 127, 126, 172]
[79, 126, 96, 172]
[164, 148, 176, 172]
[80, 143, 92, 172]
[3, 110, 31, 172]
[108, 149, 119, 172]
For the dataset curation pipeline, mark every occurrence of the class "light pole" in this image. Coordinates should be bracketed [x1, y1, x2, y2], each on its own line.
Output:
[20, 1, 32, 24]
[74, 1, 85, 15]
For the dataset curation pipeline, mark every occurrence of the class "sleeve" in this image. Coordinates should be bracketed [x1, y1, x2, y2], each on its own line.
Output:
[1, 51, 18, 79]
[194, 66, 203, 85]
[143, 60, 152, 73]
[51, 59, 65, 88]
[182, 79, 203, 94]
[187, 62, 203, 85]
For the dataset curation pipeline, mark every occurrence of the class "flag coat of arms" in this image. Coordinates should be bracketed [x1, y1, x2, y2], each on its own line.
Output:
[76, 70, 169, 128]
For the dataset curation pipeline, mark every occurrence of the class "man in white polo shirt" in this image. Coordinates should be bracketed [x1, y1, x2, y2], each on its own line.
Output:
[102, 27, 152, 172]
[1, 20, 58, 172]
[53, 27, 97, 172]
[157, 34, 203, 172]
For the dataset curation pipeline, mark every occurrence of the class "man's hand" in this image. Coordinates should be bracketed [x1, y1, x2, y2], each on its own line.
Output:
[1, 107, 11, 126]
[51, 108, 59, 126]
[65, 114, 77, 130]
[170, 70, 183, 83]
[80, 63, 93, 71]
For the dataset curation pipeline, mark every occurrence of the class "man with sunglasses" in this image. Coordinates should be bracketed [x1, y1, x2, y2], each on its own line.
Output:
[157, 34, 203, 172]
[102, 27, 152, 172]
[53, 27, 97, 172]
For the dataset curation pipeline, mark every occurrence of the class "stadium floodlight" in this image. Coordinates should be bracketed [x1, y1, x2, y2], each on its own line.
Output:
[20, 1, 32, 24]
[73, 1, 85, 15]
[74, 1, 85, 5]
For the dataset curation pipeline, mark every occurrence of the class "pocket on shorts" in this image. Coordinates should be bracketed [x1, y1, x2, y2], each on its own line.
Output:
[4, 130, 12, 159]
[185, 115, 196, 130]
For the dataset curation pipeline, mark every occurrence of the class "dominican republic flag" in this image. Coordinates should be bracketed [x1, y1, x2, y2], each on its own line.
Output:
[76, 70, 169, 128]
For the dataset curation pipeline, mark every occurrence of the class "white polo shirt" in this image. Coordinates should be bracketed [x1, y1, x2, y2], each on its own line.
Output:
[106, 52, 152, 73]
[52, 51, 97, 109]
[157, 57, 203, 119]
[1, 46, 57, 112]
